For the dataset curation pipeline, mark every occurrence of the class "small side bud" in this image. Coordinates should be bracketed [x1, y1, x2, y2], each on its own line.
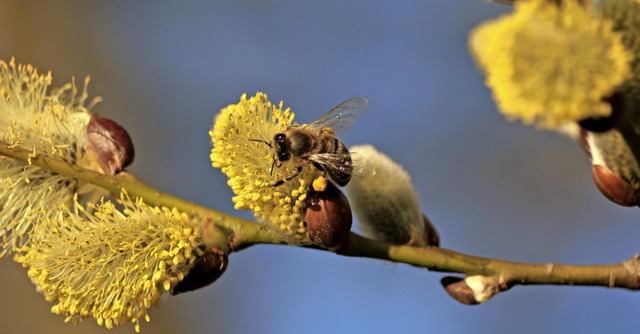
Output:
[87, 114, 135, 175]
[346, 144, 439, 247]
[441, 275, 505, 305]
[172, 246, 228, 295]
[441, 276, 477, 305]
[305, 181, 352, 250]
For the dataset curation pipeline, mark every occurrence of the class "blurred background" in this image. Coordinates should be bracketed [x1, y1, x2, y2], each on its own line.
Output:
[2, 1, 640, 333]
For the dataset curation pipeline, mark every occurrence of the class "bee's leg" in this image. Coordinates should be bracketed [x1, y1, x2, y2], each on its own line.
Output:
[270, 158, 283, 176]
[272, 166, 302, 187]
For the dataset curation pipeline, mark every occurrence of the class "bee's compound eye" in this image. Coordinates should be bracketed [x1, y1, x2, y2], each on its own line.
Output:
[275, 133, 286, 144]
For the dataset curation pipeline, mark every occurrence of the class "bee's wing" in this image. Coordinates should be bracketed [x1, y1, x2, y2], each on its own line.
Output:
[304, 97, 368, 134]
[308, 152, 375, 177]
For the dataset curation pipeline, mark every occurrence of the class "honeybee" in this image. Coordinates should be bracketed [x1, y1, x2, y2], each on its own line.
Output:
[252, 97, 368, 187]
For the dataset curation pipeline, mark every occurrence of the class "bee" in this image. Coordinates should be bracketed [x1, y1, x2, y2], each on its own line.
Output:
[252, 97, 368, 187]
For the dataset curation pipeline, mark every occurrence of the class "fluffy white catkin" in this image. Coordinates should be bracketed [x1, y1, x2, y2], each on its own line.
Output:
[346, 144, 439, 247]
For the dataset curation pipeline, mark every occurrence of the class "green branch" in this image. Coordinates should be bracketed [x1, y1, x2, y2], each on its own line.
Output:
[341, 233, 640, 290]
[2, 141, 640, 300]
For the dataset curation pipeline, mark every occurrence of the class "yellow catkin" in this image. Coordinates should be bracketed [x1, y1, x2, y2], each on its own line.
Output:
[14, 194, 204, 331]
[0, 59, 95, 257]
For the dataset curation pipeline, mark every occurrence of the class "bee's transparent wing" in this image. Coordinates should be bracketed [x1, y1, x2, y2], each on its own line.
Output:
[309, 152, 375, 177]
[304, 97, 368, 134]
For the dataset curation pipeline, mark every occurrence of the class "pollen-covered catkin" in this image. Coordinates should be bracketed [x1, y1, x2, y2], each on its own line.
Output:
[209, 93, 322, 239]
[0, 58, 95, 256]
[345, 144, 438, 247]
[15, 195, 204, 332]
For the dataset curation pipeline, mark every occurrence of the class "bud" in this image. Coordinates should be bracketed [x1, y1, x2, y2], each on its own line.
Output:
[172, 246, 228, 295]
[586, 124, 640, 206]
[441, 276, 478, 305]
[87, 114, 135, 175]
[441, 275, 505, 305]
[558, 92, 640, 207]
[305, 181, 352, 250]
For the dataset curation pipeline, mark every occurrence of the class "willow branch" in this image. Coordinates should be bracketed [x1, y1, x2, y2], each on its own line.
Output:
[341, 233, 640, 290]
[2, 141, 640, 293]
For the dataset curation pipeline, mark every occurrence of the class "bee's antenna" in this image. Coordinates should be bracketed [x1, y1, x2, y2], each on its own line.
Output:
[249, 138, 272, 148]
[250, 138, 277, 175]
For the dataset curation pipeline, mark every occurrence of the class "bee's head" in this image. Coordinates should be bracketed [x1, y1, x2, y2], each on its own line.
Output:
[273, 133, 290, 162]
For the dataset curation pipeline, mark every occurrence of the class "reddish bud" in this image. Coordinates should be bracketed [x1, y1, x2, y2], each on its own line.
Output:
[441, 275, 505, 305]
[441, 276, 478, 305]
[592, 164, 640, 207]
[172, 247, 228, 295]
[305, 182, 352, 250]
[87, 114, 135, 175]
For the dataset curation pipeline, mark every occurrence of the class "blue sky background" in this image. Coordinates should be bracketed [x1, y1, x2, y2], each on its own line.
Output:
[2, 1, 640, 333]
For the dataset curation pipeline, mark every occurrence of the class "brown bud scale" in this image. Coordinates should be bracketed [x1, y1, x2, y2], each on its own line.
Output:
[87, 114, 135, 175]
[441, 276, 479, 305]
[592, 164, 640, 207]
[172, 247, 228, 295]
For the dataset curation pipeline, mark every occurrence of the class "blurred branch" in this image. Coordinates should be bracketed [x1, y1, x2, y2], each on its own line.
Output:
[2, 141, 640, 303]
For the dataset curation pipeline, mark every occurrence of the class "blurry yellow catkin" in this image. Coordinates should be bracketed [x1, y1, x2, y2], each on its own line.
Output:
[470, 0, 632, 128]
[599, 0, 640, 97]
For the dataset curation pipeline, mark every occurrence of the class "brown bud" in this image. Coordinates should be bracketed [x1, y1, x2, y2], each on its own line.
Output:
[441, 275, 505, 305]
[441, 276, 479, 305]
[305, 181, 352, 250]
[172, 247, 228, 295]
[592, 164, 640, 207]
[87, 114, 135, 175]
